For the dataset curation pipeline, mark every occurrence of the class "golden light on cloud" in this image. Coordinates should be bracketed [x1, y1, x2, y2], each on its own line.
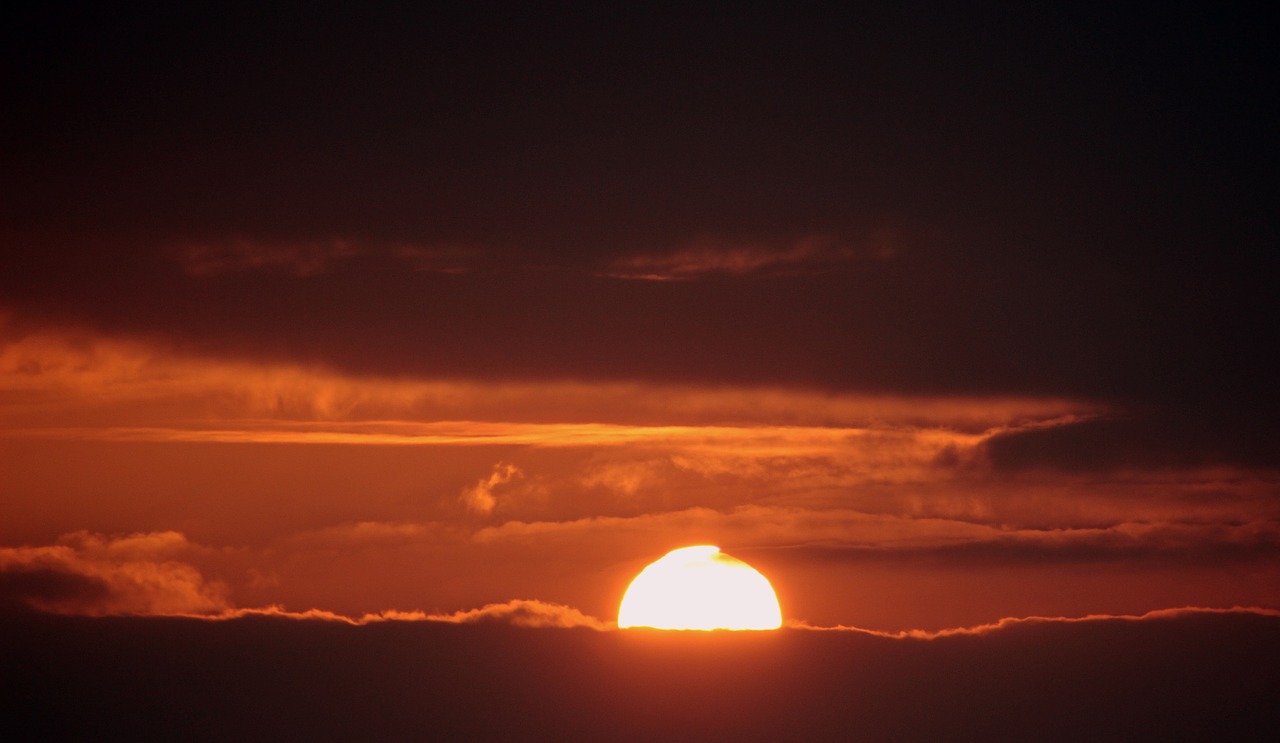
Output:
[618, 546, 783, 630]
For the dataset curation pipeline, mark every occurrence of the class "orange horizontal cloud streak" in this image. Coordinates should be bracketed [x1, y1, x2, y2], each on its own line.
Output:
[7, 420, 1006, 494]
[0, 321, 1100, 431]
[10, 420, 986, 451]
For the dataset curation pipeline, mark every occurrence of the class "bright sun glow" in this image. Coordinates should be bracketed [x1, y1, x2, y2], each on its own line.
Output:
[618, 545, 783, 630]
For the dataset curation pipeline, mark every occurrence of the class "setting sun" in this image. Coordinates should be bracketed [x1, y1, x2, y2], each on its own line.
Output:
[618, 546, 783, 630]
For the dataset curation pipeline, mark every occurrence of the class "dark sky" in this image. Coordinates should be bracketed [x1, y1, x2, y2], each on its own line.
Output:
[2, 3, 1276, 450]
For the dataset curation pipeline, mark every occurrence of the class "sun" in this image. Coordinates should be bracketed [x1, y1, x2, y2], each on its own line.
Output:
[618, 545, 783, 630]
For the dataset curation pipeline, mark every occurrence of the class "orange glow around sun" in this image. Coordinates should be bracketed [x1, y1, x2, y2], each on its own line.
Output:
[618, 546, 783, 630]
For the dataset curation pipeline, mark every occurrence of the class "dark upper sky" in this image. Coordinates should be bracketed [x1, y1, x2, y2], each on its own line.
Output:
[3, 3, 1276, 440]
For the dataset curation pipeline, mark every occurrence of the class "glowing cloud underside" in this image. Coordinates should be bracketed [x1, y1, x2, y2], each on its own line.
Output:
[618, 546, 783, 630]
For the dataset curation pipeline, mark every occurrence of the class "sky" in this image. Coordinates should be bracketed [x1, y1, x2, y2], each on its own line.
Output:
[2, 3, 1277, 737]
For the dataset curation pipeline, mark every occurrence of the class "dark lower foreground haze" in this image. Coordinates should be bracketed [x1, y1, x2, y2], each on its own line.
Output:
[3, 612, 1277, 742]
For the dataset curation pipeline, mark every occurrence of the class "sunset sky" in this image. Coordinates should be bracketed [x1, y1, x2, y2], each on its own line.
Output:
[2, 3, 1277, 738]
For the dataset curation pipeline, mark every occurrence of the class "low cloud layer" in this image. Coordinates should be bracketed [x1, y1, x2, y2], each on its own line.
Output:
[7, 604, 1276, 742]
[792, 605, 1280, 638]
[8, 515, 1275, 635]
[421, 599, 610, 629]
[208, 600, 610, 630]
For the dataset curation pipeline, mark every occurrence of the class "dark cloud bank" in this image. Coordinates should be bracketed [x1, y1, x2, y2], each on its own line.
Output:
[4, 4, 1275, 431]
[3, 610, 1277, 742]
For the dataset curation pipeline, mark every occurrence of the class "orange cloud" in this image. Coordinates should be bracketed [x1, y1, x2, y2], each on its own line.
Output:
[461, 463, 523, 515]
[0, 327, 1092, 428]
[203, 600, 609, 629]
[23, 421, 991, 470]
[284, 520, 441, 546]
[420, 599, 610, 629]
[0, 321, 1097, 433]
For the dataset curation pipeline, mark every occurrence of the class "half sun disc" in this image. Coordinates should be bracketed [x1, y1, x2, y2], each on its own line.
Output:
[618, 545, 783, 630]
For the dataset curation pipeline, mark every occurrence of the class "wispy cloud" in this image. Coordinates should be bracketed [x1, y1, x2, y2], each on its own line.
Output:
[0, 322, 1096, 431]
[170, 237, 485, 278]
[602, 231, 897, 280]
[473, 506, 1280, 569]
[461, 463, 523, 515]
[18, 420, 985, 455]
[174, 237, 358, 277]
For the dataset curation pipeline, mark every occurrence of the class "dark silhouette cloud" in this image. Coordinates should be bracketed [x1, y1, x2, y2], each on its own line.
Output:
[0, 566, 109, 615]
[2, 609, 1276, 741]
[984, 415, 1280, 472]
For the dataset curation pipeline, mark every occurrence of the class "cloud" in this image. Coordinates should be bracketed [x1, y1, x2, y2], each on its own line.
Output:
[0, 565, 111, 614]
[983, 414, 1280, 471]
[792, 605, 1280, 639]
[602, 231, 896, 280]
[284, 520, 441, 547]
[133, 600, 609, 630]
[471, 505, 1003, 551]
[174, 237, 358, 277]
[0, 321, 1098, 432]
[172, 235, 485, 279]
[16, 421, 988, 465]
[421, 599, 610, 629]
[473, 506, 1280, 571]
[461, 463, 523, 515]
[579, 458, 672, 496]
[7, 606, 1277, 742]
[762, 518, 1280, 567]
[61, 529, 200, 560]
[0, 531, 613, 629]
[0, 532, 230, 616]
